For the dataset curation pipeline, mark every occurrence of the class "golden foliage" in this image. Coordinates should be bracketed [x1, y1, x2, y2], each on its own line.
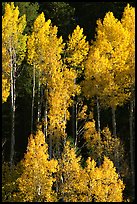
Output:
[2, 2, 27, 103]
[16, 130, 58, 202]
[82, 5, 135, 109]
[58, 141, 89, 202]
[84, 119, 125, 168]
[85, 156, 125, 202]
[65, 25, 89, 73]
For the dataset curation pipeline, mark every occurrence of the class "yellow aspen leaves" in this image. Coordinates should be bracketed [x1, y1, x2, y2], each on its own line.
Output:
[2, 3, 133, 202]
[121, 4, 135, 93]
[84, 119, 125, 167]
[16, 130, 58, 202]
[58, 141, 88, 202]
[2, 73, 10, 103]
[65, 25, 89, 72]
[2, 2, 27, 65]
[83, 6, 133, 109]
[85, 156, 125, 202]
[2, 2, 27, 102]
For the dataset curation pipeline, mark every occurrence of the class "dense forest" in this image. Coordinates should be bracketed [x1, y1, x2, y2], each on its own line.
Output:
[2, 2, 135, 202]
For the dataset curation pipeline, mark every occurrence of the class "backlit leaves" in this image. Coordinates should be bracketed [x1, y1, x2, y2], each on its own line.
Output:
[17, 130, 58, 202]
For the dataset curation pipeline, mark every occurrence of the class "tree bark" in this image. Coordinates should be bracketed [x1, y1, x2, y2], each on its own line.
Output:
[73, 78, 77, 147]
[37, 72, 41, 123]
[74, 101, 78, 147]
[31, 64, 36, 133]
[44, 87, 48, 139]
[10, 42, 16, 169]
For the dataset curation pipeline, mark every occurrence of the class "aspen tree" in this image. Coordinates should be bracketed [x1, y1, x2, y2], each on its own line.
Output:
[85, 156, 125, 202]
[65, 25, 89, 146]
[83, 9, 131, 134]
[82, 10, 131, 172]
[82, 45, 111, 134]
[16, 130, 58, 202]
[27, 12, 77, 159]
[83, 119, 125, 172]
[27, 13, 48, 133]
[57, 141, 88, 202]
[121, 4, 135, 200]
[94, 11, 130, 135]
[2, 2, 27, 168]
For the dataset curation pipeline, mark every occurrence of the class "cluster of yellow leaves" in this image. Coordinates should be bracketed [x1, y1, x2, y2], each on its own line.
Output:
[2, 2, 27, 103]
[56, 141, 125, 202]
[27, 12, 80, 148]
[65, 25, 89, 73]
[82, 4, 135, 109]
[121, 4, 135, 94]
[2, 46, 10, 103]
[2, 74, 10, 103]
[2, 132, 125, 202]
[2, 2, 27, 65]
[84, 119, 125, 167]
[85, 156, 125, 202]
[57, 141, 89, 202]
[16, 130, 58, 202]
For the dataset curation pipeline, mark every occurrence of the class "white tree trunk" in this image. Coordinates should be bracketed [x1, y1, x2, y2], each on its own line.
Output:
[74, 101, 78, 147]
[44, 87, 48, 139]
[73, 78, 77, 147]
[37, 72, 41, 123]
[10, 43, 16, 169]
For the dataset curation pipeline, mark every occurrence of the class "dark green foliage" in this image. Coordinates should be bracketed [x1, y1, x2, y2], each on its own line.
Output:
[14, 2, 39, 34]
[38, 2, 76, 39]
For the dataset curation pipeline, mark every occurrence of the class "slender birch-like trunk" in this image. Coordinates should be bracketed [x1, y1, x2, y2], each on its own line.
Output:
[44, 100, 48, 138]
[73, 78, 77, 147]
[74, 101, 78, 147]
[129, 98, 135, 199]
[96, 96, 101, 166]
[72, 98, 76, 144]
[96, 96, 101, 134]
[31, 64, 36, 133]
[62, 104, 67, 149]
[10, 42, 16, 169]
[37, 72, 41, 123]
[44, 87, 48, 139]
